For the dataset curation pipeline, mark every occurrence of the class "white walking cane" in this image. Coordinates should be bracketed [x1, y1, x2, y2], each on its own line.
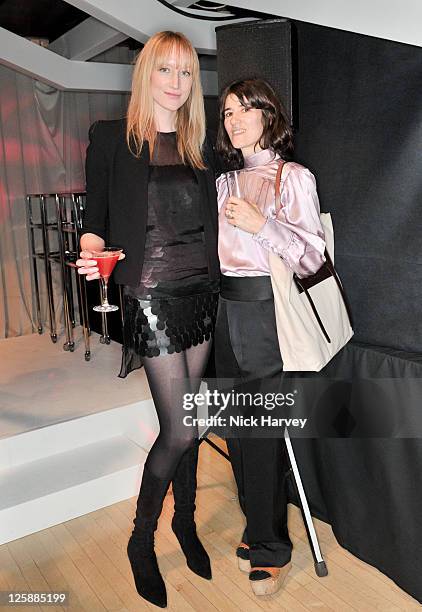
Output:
[284, 426, 328, 577]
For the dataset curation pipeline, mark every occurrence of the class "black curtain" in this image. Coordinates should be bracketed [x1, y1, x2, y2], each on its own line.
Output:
[293, 22, 422, 353]
[289, 343, 422, 603]
[287, 22, 422, 602]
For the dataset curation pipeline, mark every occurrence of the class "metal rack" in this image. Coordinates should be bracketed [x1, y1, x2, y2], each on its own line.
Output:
[26, 191, 93, 360]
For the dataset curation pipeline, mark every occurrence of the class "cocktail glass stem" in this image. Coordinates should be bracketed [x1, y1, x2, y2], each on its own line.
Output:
[100, 277, 110, 308]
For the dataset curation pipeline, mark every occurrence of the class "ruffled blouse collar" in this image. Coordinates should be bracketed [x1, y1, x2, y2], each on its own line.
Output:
[243, 147, 276, 168]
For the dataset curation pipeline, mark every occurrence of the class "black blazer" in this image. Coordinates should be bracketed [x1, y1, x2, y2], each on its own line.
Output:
[81, 119, 220, 286]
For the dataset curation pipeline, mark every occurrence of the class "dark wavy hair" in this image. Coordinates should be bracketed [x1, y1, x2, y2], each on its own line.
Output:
[216, 78, 294, 170]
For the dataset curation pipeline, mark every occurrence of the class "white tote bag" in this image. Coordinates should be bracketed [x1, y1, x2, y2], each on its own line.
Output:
[269, 162, 353, 371]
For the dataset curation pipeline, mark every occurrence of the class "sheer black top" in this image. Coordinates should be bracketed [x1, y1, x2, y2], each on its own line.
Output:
[127, 132, 218, 299]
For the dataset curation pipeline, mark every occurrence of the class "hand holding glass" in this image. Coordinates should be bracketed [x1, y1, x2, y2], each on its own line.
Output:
[225, 170, 242, 227]
[91, 247, 122, 312]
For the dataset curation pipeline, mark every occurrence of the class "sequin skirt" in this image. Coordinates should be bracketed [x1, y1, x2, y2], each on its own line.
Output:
[118, 290, 219, 377]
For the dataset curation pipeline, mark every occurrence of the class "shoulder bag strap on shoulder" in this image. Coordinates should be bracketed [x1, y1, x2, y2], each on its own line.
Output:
[274, 160, 287, 214]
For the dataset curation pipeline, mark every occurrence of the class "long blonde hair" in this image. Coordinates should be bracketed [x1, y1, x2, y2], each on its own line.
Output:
[126, 31, 206, 169]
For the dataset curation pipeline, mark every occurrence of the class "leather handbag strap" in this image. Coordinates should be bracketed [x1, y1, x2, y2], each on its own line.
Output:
[323, 250, 354, 327]
[274, 160, 286, 214]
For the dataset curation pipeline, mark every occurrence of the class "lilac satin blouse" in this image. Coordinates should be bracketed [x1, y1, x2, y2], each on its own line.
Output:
[216, 148, 326, 278]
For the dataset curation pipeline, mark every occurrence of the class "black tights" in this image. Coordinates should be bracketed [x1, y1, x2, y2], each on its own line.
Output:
[143, 340, 211, 480]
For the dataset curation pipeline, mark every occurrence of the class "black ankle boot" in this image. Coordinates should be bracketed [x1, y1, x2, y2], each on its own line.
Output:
[171, 443, 212, 580]
[127, 466, 170, 608]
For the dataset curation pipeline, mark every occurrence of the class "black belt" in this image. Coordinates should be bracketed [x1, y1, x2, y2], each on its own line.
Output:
[220, 275, 274, 301]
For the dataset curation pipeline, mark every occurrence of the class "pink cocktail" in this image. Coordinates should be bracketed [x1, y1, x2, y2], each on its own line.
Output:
[92, 247, 122, 312]
[93, 251, 120, 278]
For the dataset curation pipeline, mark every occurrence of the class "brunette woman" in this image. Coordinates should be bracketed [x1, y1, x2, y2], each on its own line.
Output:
[215, 78, 326, 596]
[77, 31, 219, 608]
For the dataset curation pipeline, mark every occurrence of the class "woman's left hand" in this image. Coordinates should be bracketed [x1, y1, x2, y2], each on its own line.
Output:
[224, 196, 267, 234]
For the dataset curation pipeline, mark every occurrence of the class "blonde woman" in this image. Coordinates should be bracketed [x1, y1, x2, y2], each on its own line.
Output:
[76, 32, 219, 608]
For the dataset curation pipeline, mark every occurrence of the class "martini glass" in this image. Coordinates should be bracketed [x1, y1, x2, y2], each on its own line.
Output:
[92, 247, 122, 312]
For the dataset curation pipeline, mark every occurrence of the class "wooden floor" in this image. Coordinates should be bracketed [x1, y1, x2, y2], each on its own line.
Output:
[0, 438, 419, 612]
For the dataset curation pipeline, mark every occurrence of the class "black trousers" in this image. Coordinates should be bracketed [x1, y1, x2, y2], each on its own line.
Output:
[214, 282, 293, 568]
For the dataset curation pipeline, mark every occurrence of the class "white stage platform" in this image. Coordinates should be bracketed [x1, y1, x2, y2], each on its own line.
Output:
[0, 332, 159, 544]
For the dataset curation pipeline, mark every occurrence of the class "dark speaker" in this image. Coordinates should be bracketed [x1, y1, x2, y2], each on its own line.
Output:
[204, 96, 218, 134]
[216, 19, 293, 124]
